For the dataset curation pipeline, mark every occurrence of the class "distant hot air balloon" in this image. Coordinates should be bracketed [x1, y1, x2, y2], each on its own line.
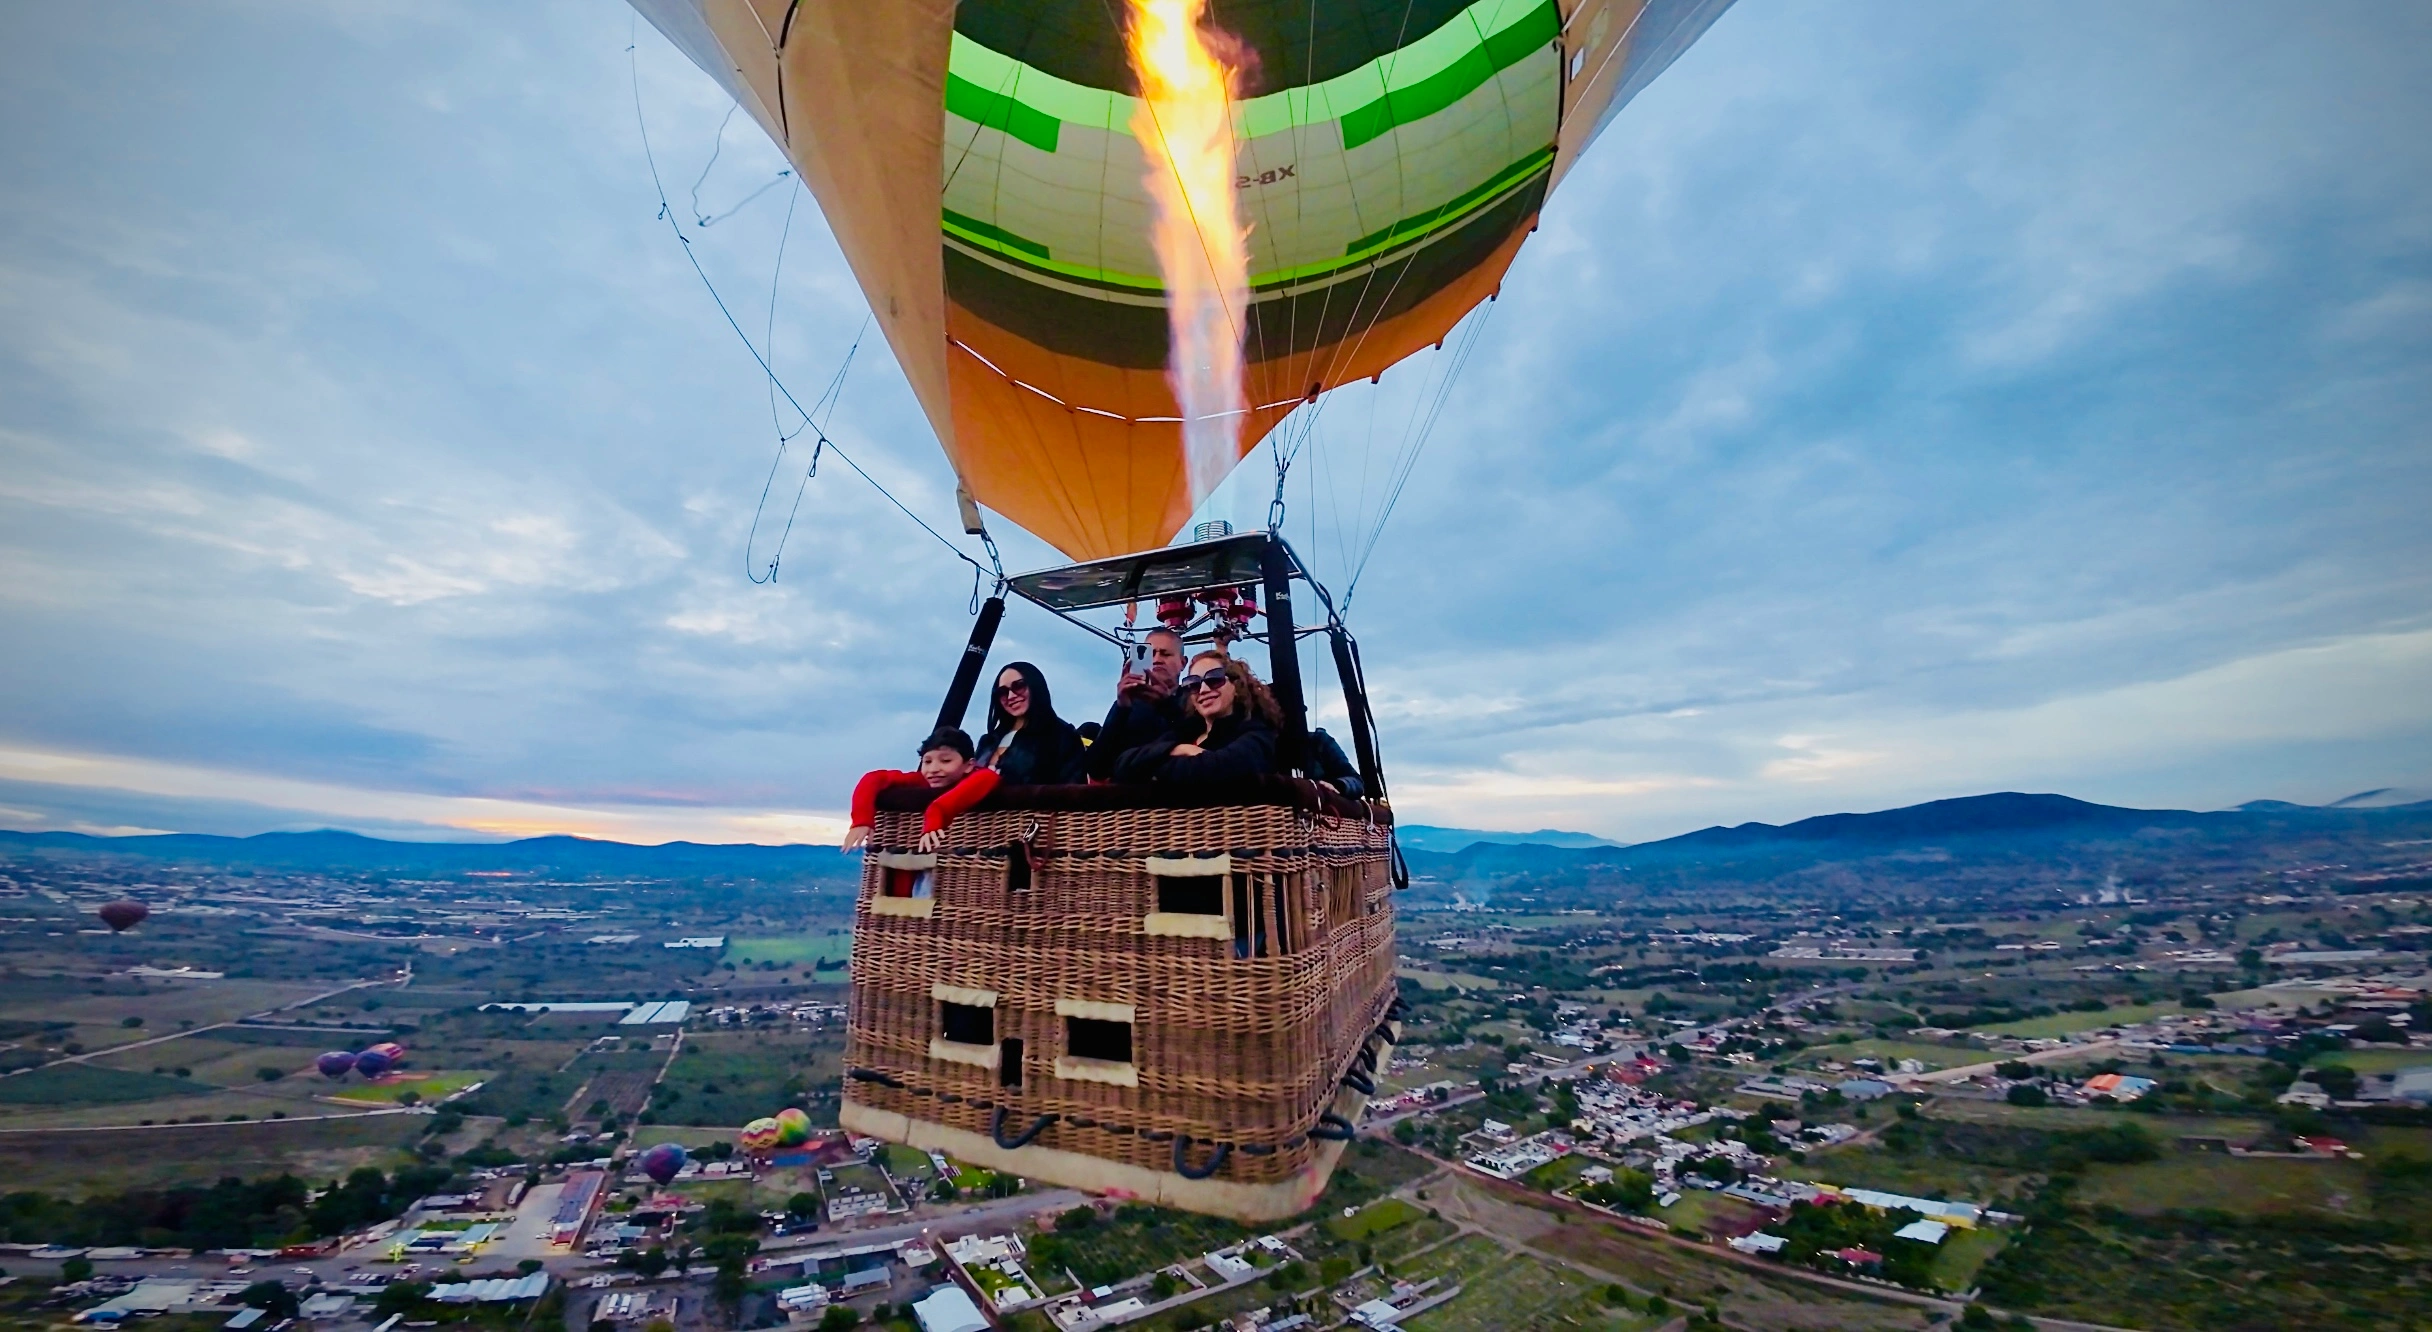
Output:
[97, 899, 149, 932]
[773, 1108, 812, 1148]
[352, 1047, 395, 1078]
[639, 1142, 689, 1186]
[316, 1051, 358, 1079]
[738, 1118, 782, 1154]
[365, 1041, 406, 1068]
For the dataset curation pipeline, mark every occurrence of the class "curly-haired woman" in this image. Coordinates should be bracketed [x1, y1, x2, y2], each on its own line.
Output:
[1111, 650, 1283, 784]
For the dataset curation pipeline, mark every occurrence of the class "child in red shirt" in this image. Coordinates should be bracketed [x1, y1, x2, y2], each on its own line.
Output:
[842, 726, 1001, 853]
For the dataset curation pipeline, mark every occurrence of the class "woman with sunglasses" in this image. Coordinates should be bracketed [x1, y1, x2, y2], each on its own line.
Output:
[1111, 651, 1284, 784]
[974, 661, 1088, 786]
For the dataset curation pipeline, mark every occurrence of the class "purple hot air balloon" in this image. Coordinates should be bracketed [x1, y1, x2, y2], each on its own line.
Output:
[352, 1047, 394, 1078]
[97, 899, 150, 932]
[316, 1051, 358, 1080]
[639, 1142, 688, 1186]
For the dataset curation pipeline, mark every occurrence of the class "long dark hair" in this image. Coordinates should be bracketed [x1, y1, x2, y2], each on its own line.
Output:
[981, 660, 1062, 750]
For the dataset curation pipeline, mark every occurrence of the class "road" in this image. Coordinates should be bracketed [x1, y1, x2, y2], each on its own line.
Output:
[1903, 1038, 2123, 1087]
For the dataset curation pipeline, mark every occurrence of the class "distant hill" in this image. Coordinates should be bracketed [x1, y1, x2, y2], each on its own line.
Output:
[1401, 789, 2432, 898]
[1395, 825, 1620, 853]
[0, 827, 858, 882]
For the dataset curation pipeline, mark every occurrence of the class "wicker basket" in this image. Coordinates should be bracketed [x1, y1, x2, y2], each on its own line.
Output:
[839, 779, 1399, 1220]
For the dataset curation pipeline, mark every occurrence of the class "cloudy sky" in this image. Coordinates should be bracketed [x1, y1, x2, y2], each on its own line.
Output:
[2, 1, 2427, 845]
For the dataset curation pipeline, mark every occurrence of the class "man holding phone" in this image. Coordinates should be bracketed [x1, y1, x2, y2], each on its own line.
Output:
[1086, 627, 1187, 780]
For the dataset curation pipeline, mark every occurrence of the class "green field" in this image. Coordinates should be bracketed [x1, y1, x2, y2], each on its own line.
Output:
[725, 934, 853, 967]
[1399, 1248, 1623, 1332]
[2318, 1047, 2432, 1075]
[2074, 1152, 2373, 1218]
[0, 1064, 213, 1105]
[327, 1070, 487, 1104]
[1325, 1196, 1423, 1242]
[650, 1030, 839, 1128]
[1971, 1002, 2178, 1039]
[1926, 1227, 2005, 1293]
[0, 1113, 426, 1195]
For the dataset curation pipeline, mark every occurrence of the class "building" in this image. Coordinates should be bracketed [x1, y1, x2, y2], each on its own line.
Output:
[911, 1285, 988, 1332]
[2393, 1066, 2432, 1105]
[551, 1171, 607, 1248]
[2082, 1073, 2156, 1102]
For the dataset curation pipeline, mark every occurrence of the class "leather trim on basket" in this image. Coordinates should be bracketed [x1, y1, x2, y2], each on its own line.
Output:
[932, 984, 998, 1007]
[867, 895, 934, 918]
[1145, 853, 1232, 876]
[1054, 1055, 1140, 1087]
[1054, 998, 1135, 1022]
[928, 1037, 1000, 1070]
[1143, 912, 1231, 939]
[873, 774, 1389, 823]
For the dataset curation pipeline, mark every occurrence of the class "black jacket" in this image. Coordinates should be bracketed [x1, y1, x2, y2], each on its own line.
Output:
[1087, 690, 1187, 781]
[1112, 710, 1279, 785]
[978, 719, 1088, 785]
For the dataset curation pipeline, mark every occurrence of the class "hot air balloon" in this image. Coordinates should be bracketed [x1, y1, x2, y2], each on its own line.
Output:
[352, 1045, 398, 1078]
[773, 1108, 812, 1149]
[639, 1142, 689, 1185]
[634, 0, 1731, 561]
[97, 899, 149, 932]
[630, 0, 1729, 1221]
[738, 1118, 783, 1154]
[316, 1051, 358, 1080]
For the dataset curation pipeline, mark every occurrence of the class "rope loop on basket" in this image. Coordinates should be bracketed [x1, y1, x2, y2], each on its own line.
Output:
[1308, 1111, 1357, 1141]
[989, 1106, 1058, 1150]
[1172, 1135, 1232, 1180]
[1342, 1067, 1375, 1096]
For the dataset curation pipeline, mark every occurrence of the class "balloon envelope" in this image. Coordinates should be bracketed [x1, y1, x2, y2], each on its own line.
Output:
[633, 0, 1735, 559]
[640, 1142, 689, 1185]
[97, 899, 149, 932]
[774, 1107, 812, 1148]
[739, 1118, 782, 1153]
[316, 1051, 357, 1079]
[352, 1049, 394, 1077]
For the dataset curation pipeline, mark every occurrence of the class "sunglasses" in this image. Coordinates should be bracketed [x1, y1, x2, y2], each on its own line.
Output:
[1178, 669, 1232, 692]
[995, 681, 1030, 698]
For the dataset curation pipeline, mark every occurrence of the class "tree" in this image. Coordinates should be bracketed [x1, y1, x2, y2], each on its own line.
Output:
[59, 1256, 94, 1283]
[1150, 1272, 1179, 1299]
[787, 1191, 821, 1218]
[815, 1307, 860, 1331]
[256, 1067, 287, 1082]
[1057, 1204, 1098, 1232]
[2006, 1083, 2048, 1107]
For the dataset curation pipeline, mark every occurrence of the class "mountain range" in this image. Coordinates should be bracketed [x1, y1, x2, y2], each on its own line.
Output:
[5, 789, 2428, 897]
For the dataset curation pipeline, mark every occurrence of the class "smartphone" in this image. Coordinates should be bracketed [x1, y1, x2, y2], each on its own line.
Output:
[1123, 641, 1153, 676]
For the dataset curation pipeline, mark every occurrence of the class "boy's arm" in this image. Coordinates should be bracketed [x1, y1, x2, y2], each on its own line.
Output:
[850, 769, 925, 829]
[922, 767, 1002, 835]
